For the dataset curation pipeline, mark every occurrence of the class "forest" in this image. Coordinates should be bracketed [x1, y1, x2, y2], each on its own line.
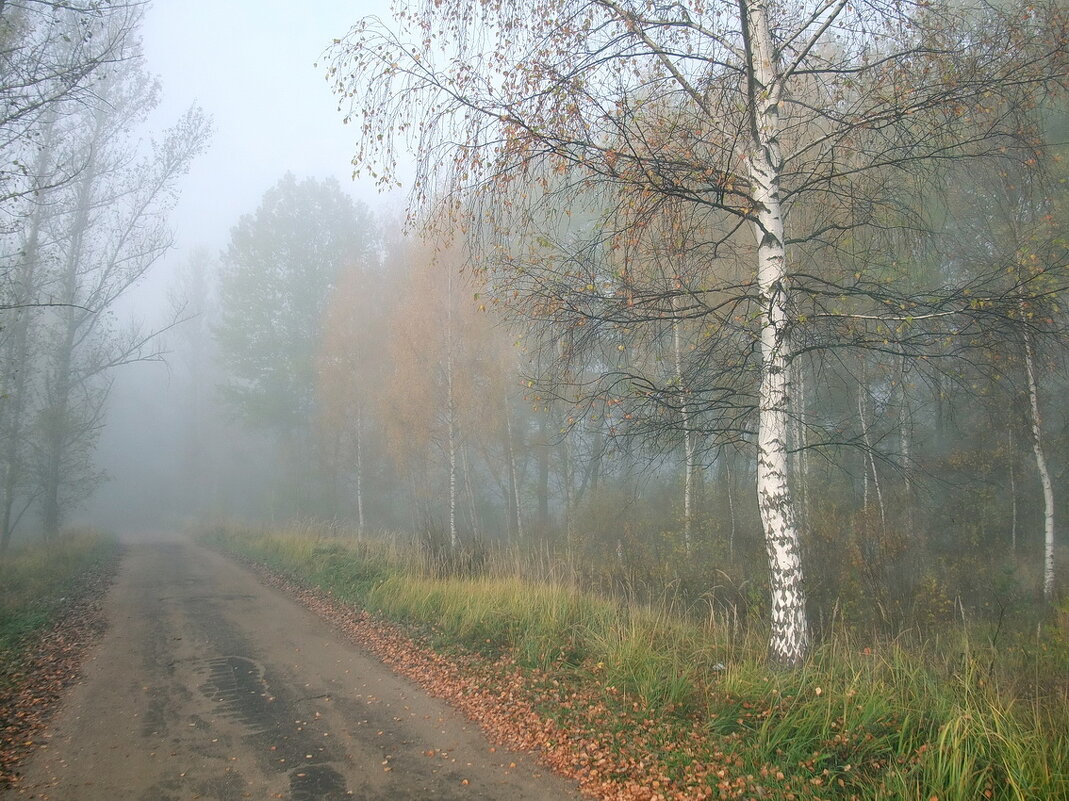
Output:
[0, 1, 1067, 799]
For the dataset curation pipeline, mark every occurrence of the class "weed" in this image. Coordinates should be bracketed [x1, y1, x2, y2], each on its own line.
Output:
[0, 532, 119, 682]
[203, 524, 1069, 800]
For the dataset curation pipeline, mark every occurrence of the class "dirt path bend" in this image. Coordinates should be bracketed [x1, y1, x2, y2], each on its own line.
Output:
[5, 538, 581, 801]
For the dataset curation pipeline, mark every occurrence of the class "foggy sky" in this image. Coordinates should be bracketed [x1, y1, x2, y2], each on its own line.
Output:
[79, 0, 404, 532]
[142, 0, 398, 254]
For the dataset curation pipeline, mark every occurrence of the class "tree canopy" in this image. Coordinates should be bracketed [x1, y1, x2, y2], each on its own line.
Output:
[329, 0, 1068, 664]
[216, 173, 378, 432]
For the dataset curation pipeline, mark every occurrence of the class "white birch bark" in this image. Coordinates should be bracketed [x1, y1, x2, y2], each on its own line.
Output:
[446, 269, 458, 550]
[857, 384, 886, 528]
[504, 395, 525, 543]
[673, 314, 695, 552]
[727, 462, 736, 558]
[743, 0, 809, 666]
[898, 356, 914, 532]
[1023, 328, 1055, 602]
[354, 406, 365, 535]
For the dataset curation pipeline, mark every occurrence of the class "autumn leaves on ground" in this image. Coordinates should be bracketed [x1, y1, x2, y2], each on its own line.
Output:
[202, 526, 1069, 801]
[0, 529, 1067, 799]
[0, 535, 119, 787]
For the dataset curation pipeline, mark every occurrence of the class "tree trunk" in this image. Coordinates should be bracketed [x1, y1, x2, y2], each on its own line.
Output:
[40, 324, 77, 540]
[462, 444, 480, 540]
[743, 0, 808, 666]
[504, 394, 524, 543]
[1023, 328, 1055, 603]
[673, 314, 696, 552]
[446, 274, 459, 550]
[1, 115, 57, 549]
[727, 462, 737, 558]
[41, 146, 97, 540]
[536, 414, 550, 530]
[1, 249, 38, 548]
[562, 435, 575, 551]
[354, 407, 365, 534]
[898, 356, 914, 532]
[857, 382, 886, 528]
[589, 423, 603, 496]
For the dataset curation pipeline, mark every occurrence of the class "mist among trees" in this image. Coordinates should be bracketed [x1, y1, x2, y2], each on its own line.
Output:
[1, 0, 1067, 672]
[0, 1, 208, 546]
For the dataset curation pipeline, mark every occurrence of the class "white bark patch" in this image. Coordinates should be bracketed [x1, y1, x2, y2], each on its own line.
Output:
[746, 0, 809, 666]
[1024, 329, 1055, 603]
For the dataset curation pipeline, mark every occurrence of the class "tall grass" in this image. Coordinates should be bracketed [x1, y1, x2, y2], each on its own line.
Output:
[204, 524, 1069, 800]
[0, 532, 119, 679]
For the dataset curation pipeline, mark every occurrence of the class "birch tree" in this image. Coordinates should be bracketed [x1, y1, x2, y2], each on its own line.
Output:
[330, 0, 1067, 664]
[318, 260, 382, 533]
[940, 122, 1068, 603]
[374, 235, 512, 549]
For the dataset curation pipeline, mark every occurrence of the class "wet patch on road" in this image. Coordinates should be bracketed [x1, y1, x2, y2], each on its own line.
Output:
[290, 763, 349, 801]
[198, 655, 350, 800]
[200, 656, 275, 735]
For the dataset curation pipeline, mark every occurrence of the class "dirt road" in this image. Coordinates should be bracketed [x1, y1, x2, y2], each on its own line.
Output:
[6, 538, 581, 801]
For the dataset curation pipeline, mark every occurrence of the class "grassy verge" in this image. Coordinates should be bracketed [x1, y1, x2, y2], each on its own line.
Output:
[204, 525, 1069, 801]
[0, 532, 120, 684]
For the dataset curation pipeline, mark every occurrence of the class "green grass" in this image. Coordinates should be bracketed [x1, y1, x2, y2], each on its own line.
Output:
[0, 532, 120, 682]
[203, 524, 1069, 800]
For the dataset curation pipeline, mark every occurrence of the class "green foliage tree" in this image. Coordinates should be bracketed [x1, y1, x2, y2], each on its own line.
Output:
[215, 173, 377, 518]
[216, 173, 377, 431]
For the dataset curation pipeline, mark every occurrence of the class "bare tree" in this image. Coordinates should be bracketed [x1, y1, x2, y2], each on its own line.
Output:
[0, 1, 144, 222]
[0, 11, 209, 542]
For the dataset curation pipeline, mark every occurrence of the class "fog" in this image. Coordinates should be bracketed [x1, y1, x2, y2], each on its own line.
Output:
[1, 0, 1065, 645]
[78, 0, 398, 535]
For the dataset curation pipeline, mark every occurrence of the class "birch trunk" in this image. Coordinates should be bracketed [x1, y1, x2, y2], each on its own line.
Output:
[727, 461, 736, 558]
[354, 406, 365, 535]
[673, 314, 696, 553]
[898, 357, 914, 532]
[857, 384, 886, 528]
[446, 270, 458, 550]
[1023, 328, 1055, 602]
[743, 0, 808, 666]
[504, 395, 524, 542]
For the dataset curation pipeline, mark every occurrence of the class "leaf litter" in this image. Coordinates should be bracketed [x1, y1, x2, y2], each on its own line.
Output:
[246, 562, 767, 801]
[0, 555, 120, 790]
